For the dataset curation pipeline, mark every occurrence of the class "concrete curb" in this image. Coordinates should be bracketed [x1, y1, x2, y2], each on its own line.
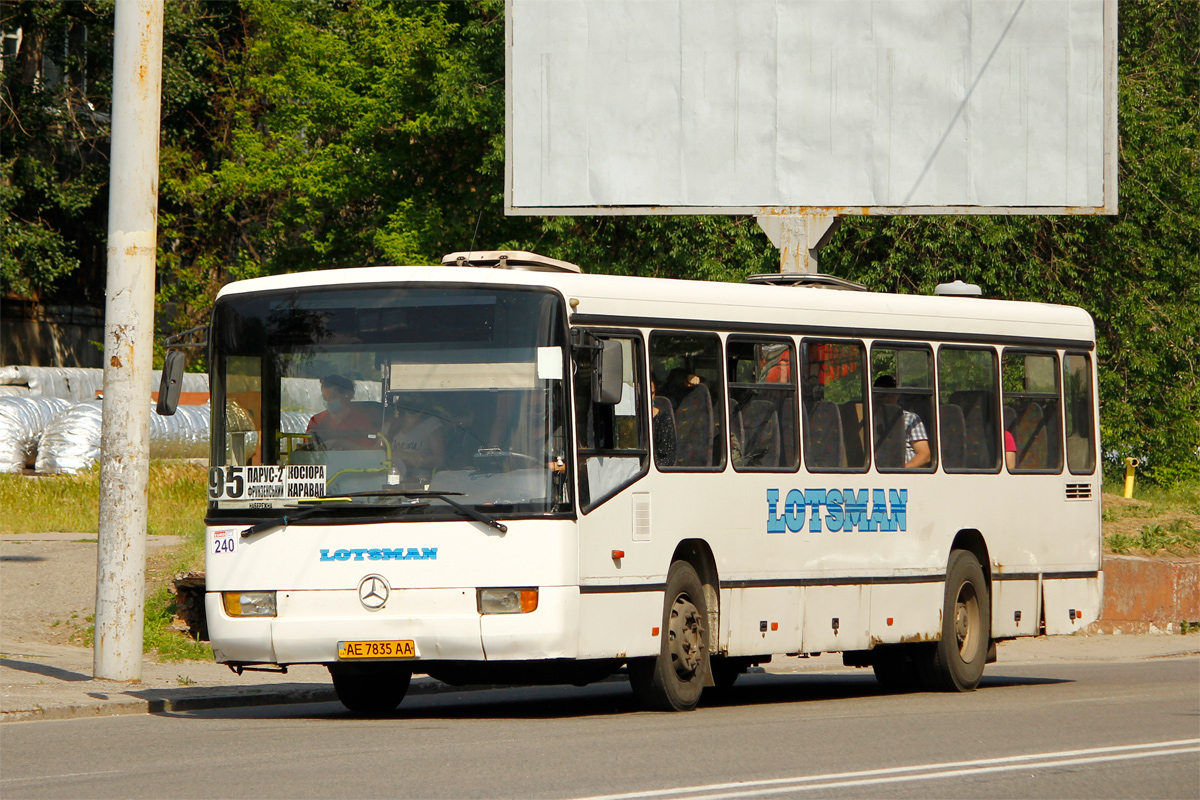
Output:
[0, 674, 635, 723]
[1, 685, 338, 723]
[0, 677, 474, 723]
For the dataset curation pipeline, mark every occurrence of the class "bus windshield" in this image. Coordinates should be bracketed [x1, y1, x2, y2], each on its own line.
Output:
[209, 284, 571, 519]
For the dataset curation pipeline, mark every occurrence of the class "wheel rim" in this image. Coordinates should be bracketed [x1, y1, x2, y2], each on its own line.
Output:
[953, 580, 980, 662]
[667, 592, 705, 679]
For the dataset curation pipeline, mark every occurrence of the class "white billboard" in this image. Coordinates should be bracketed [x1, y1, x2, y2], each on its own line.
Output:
[506, 0, 1117, 215]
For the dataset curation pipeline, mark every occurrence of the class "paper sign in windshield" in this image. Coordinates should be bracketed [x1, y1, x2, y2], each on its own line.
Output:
[208, 465, 326, 508]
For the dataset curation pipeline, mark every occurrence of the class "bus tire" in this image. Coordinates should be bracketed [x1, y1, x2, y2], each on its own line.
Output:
[921, 549, 990, 692]
[329, 662, 412, 714]
[629, 561, 710, 711]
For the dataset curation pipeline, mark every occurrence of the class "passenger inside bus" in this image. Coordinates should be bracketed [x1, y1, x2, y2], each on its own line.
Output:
[650, 374, 677, 468]
[872, 375, 931, 469]
[387, 395, 447, 480]
[663, 368, 702, 407]
[648, 333, 725, 469]
[305, 374, 380, 450]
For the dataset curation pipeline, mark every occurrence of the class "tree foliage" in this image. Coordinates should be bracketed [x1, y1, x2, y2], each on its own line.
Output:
[2, 0, 1196, 483]
[1, 0, 113, 301]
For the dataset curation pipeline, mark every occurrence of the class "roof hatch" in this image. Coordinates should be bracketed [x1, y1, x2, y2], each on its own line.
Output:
[745, 273, 868, 291]
[441, 250, 582, 274]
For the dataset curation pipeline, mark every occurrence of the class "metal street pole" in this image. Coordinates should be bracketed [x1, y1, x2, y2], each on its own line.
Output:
[94, 0, 164, 682]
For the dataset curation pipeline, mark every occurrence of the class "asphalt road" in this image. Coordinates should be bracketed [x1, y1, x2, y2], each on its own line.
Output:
[1, 658, 1197, 800]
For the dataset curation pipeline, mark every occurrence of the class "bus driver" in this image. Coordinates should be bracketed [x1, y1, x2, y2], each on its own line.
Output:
[306, 374, 376, 449]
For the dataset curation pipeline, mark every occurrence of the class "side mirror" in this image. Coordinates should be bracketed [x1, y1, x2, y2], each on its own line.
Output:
[157, 350, 185, 416]
[594, 339, 624, 405]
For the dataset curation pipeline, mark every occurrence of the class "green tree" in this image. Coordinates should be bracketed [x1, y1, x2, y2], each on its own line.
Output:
[1, 0, 113, 301]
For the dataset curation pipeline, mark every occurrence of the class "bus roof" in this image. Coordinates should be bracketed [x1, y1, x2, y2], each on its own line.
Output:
[214, 264, 1095, 349]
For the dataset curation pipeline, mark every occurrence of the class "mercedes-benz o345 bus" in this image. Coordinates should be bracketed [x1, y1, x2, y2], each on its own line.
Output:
[195, 251, 1102, 712]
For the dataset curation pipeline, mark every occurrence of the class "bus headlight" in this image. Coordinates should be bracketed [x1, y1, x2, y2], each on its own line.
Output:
[222, 591, 277, 617]
[478, 588, 538, 614]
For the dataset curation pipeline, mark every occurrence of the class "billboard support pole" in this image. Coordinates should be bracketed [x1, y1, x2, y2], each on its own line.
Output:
[94, 0, 164, 682]
[756, 214, 841, 275]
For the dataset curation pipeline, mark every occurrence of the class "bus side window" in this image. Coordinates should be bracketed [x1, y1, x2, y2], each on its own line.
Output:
[223, 355, 263, 467]
[573, 333, 648, 510]
[801, 339, 868, 471]
[1063, 353, 1096, 474]
[649, 332, 726, 470]
[937, 347, 1001, 472]
[870, 345, 937, 471]
[1003, 351, 1063, 473]
[726, 337, 798, 472]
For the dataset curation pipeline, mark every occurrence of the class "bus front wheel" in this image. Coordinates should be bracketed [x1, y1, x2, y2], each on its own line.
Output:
[328, 662, 412, 714]
[921, 549, 990, 691]
[629, 560, 710, 711]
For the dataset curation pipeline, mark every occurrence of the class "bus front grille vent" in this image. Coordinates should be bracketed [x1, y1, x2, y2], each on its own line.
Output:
[1064, 483, 1092, 501]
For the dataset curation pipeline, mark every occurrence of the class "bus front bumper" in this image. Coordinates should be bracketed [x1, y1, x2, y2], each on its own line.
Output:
[205, 586, 581, 666]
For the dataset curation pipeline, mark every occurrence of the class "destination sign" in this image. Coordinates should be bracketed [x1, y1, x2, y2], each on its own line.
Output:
[208, 465, 327, 509]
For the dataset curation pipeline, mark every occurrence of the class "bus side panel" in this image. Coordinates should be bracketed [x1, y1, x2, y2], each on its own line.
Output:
[801, 585, 870, 652]
[991, 578, 1040, 637]
[724, 587, 802, 657]
[868, 583, 943, 644]
[1042, 575, 1103, 635]
[575, 592, 662, 660]
[984, 480, 1101, 578]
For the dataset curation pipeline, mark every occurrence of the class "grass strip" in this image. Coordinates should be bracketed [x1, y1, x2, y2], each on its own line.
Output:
[1105, 518, 1200, 558]
[4, 462, 212, 659]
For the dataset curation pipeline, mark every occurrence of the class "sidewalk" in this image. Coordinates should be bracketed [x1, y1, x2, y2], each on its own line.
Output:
[4, 634, 1196, 723]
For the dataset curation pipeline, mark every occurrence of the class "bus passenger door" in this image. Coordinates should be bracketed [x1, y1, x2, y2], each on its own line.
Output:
[572, 331, 649, 573]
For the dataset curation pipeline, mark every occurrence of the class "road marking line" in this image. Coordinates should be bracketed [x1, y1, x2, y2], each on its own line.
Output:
[654, 748, 1200, 800]
[0, 769, 123, 785]
[566, 739, 1200, 800]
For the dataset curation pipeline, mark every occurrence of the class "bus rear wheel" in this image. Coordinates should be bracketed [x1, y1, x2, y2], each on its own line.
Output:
[920, 549, 990, 692]
[328, 662, 412, 714]
[629, 561, 710, 711]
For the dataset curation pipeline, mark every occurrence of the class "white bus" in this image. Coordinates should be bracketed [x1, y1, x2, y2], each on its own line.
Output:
[188, 251, 1102, 713]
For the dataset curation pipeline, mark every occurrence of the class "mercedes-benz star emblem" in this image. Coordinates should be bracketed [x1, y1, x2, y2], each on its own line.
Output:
[358, 574, 390, 610]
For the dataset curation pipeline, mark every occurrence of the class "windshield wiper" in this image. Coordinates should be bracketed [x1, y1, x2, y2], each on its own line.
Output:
[241, 505, 331, 538]
[333, 491, 508, 533]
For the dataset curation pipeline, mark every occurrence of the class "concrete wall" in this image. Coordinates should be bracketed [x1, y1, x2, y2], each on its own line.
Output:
[1088, 554, 1200, 634]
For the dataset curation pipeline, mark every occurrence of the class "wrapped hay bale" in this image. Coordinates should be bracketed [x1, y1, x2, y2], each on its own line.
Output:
[37, 401, 214, 473]
[0, 396, 73, 472]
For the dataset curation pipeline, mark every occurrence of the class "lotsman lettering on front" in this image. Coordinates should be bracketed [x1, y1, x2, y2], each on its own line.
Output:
[319, 547, 438, 562]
